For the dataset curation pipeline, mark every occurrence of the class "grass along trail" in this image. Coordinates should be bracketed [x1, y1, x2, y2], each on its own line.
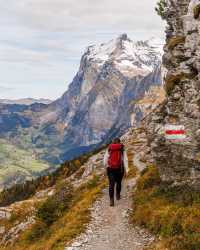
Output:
[65, 177, 154, 250]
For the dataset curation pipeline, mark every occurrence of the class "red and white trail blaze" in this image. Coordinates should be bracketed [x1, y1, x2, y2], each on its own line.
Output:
[165, 125, 186, 140]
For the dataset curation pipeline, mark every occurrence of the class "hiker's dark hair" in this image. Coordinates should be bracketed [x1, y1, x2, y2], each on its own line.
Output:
[112, 138, 121, 143]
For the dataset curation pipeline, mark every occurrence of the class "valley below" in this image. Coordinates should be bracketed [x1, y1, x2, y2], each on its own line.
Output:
[0, 139, 52, 190]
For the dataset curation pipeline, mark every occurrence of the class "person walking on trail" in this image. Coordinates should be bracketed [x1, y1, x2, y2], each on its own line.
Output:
[103, 138, 129, 207]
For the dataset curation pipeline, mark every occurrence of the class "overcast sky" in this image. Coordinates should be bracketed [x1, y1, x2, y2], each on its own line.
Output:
[0, 0, 165, 100]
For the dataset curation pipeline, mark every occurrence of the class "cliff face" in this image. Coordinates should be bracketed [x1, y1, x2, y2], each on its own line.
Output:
[149, 0, 200, 186]
[48, 34, 163, 153]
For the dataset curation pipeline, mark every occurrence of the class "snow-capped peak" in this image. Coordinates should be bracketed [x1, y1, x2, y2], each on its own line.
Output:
[85, 34, 163, 77]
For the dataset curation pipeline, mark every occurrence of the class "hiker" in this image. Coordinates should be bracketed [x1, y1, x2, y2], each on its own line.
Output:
[103, 138, 129, 206]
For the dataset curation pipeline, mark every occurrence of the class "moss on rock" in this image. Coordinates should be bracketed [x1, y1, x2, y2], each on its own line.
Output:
[193, 4, 200, 19]
[164, 73, 185, 95]
[167, 36, 185, 50]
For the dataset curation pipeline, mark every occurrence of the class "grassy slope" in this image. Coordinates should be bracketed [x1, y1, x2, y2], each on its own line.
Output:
[0, 140, 135, 250]
[0, 176, 106, 250]
[131, 166, 200, 250]
[0, 139, 50, 189]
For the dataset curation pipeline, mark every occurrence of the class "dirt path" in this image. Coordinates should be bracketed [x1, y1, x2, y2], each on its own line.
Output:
[65, 178, 154, 250]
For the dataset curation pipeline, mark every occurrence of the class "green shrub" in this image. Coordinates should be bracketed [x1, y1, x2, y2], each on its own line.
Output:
[25, 220, 48, 242]
[137, 165, 161, 191]
[86, 175, 101, 189]
[36, 197, 59, 226]
[36, 181, 73, 225]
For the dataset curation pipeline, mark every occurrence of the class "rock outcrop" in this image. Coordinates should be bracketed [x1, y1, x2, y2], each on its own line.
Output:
[148, 0, 200, 186]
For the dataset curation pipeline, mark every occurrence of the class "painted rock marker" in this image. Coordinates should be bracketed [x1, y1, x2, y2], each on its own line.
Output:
[165, 125, 186, 140]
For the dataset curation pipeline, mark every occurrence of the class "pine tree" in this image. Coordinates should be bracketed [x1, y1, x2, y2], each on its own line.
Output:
[155, 0, 167, 20]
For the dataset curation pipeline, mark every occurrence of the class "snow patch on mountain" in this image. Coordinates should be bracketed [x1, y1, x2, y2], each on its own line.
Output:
[85, 34, 163, 78]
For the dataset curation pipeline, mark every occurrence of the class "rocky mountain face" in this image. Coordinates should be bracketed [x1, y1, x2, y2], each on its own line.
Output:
[0, 34, 163, 188]
[148, 0, 200, 186]
[40, 34, 163, 160]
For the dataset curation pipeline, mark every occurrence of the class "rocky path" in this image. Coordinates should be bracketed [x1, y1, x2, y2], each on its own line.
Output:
[65, 178, 154, 250]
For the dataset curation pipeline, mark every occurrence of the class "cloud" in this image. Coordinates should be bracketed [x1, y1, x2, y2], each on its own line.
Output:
[0, 0, 165, 99]
[0, 44, 49, 64]
[0, 0, 163, 32]
[0, 85, 13, 93]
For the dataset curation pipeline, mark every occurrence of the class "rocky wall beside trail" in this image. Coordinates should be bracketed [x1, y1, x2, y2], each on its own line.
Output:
[148, 0, 200, 186]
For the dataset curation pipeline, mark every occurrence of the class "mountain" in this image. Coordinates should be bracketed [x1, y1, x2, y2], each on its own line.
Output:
[39, 34, 163, 159]
[2, 9, 200, 250]
[0, 34, 163, 188]
[0, 98, 52, 105]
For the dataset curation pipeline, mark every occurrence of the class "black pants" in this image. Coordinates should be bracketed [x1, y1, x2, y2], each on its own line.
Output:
[107, 167, 124, 200]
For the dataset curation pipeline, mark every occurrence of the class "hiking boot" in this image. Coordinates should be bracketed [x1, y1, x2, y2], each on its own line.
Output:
[116, 193, 121, 200]
[110, 198, 114, 207]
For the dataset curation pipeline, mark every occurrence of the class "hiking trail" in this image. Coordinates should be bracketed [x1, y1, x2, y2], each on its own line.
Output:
[65, 177, 154, 250]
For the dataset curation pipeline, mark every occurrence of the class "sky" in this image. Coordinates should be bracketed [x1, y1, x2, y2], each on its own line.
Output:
[0, 0, 165, 100]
